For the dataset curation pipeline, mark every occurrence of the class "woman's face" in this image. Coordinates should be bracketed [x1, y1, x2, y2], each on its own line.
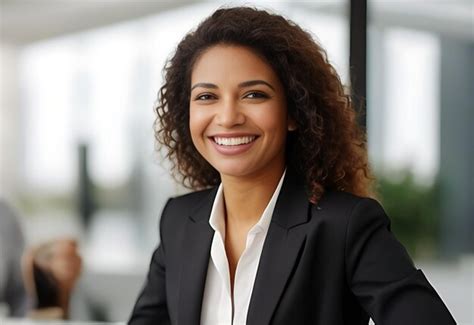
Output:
[189, 44, 293, 180]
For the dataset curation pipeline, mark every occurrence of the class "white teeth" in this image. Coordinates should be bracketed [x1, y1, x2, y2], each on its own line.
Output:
[213, 136, 256, 146]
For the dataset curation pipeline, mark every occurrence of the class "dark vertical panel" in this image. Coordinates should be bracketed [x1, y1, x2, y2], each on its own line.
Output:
[350, 0, 367, 129]
[439, 38, 474, 258]
[78, 143, 95, 228]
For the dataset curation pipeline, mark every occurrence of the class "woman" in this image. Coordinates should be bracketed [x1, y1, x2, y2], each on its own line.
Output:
[129, 6, 455, 325]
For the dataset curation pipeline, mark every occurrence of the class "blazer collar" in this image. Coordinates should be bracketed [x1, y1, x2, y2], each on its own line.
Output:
[177, 168, 311, 324]
[247, 169, 310, 324]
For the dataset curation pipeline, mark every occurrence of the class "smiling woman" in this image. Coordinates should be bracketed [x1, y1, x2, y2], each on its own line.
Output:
[129, 6, 455, 325]
[154, 9, 374, 204]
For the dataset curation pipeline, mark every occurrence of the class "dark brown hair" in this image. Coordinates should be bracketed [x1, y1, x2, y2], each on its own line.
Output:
[155, 6, 376, 203]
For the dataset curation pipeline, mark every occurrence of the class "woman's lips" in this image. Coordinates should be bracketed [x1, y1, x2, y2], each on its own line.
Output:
[209, 135, 258, 155]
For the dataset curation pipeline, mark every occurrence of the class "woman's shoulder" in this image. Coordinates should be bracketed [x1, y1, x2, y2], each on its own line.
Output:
[167, 187, 217, 211]
[314, 189, 386, 228]
[159, 187, 217, 227]
[318, 189, 380, 209]
[157, 187, 217, 248]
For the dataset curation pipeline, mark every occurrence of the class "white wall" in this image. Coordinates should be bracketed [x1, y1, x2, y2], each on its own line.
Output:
[0, 43, 22, 201]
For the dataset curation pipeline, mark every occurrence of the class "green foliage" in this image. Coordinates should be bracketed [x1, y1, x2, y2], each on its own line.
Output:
[376, 171, 441, 259]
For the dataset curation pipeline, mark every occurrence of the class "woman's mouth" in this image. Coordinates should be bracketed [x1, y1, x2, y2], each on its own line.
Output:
[209, 135, 258, 155]
[213, 135, 257, 146]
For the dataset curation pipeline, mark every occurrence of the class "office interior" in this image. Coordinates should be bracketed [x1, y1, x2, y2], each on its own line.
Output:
[1, 0, 473, 323]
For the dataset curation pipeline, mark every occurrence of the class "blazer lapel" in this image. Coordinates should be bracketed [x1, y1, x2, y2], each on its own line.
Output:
[177, 188, 217, 325]
[247, 170, 311, 325]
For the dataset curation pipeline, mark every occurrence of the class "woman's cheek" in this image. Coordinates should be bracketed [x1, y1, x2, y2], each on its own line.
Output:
[189, 108, 209, 148]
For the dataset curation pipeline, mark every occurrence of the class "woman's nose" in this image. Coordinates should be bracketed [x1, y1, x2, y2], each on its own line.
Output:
[215, 98, 245, 127]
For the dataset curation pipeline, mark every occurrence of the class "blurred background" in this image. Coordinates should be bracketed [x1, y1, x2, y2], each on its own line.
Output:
[1, 0, 473, 323]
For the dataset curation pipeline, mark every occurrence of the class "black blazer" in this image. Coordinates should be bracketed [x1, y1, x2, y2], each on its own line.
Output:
[129, 170, 456, 325]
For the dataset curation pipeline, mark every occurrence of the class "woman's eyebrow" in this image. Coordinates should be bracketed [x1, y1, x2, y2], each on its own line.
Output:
[238, 80, 275, 91]
[191, 80, 275, 91]
[191, 82, 218, 91]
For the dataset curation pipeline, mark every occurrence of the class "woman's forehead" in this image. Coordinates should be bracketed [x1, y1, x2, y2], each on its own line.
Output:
[190, 44, 280, 87]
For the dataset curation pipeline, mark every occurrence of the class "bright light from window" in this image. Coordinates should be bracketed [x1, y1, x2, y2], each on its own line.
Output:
[383, 28, 440, 184]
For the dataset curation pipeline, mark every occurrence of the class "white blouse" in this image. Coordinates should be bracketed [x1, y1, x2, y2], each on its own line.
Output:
[200, 170, 287, 325]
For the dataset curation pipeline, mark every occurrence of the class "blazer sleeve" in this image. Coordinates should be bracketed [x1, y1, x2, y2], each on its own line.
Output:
[345, 198, 456, 325]
[128, 199, 173, 325]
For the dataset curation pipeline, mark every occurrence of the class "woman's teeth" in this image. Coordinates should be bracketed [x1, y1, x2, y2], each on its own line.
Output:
[213, 136, 256, 146]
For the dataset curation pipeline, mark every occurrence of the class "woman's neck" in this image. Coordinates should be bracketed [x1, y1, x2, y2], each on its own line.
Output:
[220, 163, 285, 229]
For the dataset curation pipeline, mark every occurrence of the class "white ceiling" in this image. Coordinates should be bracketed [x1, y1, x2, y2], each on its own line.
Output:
[301, 0, 474, 41]
[0, 0, 473, 46]
[0, 0, 198, 45]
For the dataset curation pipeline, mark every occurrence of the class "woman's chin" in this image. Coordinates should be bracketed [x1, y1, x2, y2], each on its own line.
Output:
[213, 163, 256, 179]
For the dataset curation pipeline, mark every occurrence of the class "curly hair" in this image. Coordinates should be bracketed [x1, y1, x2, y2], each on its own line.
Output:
[155, 6, 377, 204]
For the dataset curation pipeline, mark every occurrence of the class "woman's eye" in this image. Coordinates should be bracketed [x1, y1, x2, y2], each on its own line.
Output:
[195, 94, 216, 101]
[245, 92, 268, 99]
[194, 92, 268, 101]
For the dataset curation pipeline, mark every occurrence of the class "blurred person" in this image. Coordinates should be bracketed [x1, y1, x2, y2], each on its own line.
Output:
[0, 199, 82, 319]
[0, 199, 27, 316]
[129, 6, 456, 325]
[23, 238, 82, 319]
